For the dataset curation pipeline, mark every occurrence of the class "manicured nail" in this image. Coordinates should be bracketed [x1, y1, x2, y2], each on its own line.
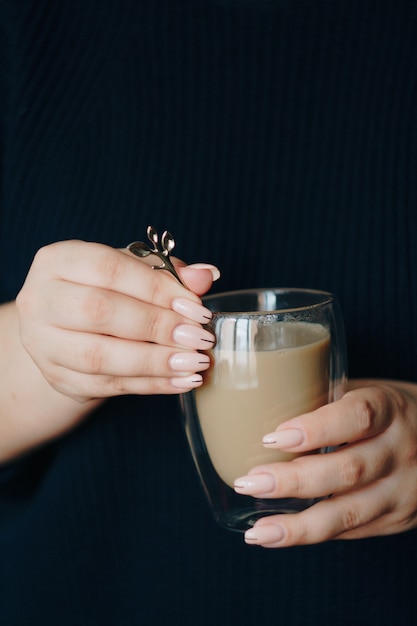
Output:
[263, 429, 304, 448]
[186, 263, 221, 281]
[172, 297, 213, 324]
[245, 524, 286, 545]
[173, 324, 215, 350]
[171, 374, 203, 389]
[234, 474, 275, 495]
[169, 352, 210, 372]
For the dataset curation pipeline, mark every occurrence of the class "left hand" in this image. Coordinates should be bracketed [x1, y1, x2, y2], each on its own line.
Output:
[234, 379, 417, 547]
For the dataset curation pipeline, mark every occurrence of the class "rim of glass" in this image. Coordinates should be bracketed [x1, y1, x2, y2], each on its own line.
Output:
[203, 287, 334, 315]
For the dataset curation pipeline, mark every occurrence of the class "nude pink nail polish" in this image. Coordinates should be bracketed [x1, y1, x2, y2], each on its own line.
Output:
[263, 429, 304, 448]
[186, 263, 221, 281]
[173, 324, 215, 350]
[169, 352, 211, 372]
[234, 474, 275, 495]
[171, 374, 203, 389]
[172, 297, 213, 324]
[244, 524, 285, 545]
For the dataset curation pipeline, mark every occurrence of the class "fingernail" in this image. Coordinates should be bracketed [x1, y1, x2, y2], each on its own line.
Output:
[263, 429, 304, 448]
[234, 474, 275, 495]
[171, 374, 203, 389]
[173, 324, 216, 350]
[172, 297, 213, 324]
[245, 524, 285, 545]
[169, 352, 210, 372]
[186, 263, 221, 281]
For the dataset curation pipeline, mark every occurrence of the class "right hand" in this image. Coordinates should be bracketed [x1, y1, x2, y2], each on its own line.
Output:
[16, 240, 218, 403]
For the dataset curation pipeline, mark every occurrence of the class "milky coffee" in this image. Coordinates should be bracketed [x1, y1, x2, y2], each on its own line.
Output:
[195, 322, 330, 488]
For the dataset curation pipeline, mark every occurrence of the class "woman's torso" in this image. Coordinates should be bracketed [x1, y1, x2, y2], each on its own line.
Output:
[1, 1, 417, 624]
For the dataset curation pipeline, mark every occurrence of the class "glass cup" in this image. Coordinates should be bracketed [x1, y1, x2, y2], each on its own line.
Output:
[179, 288, 347, 532]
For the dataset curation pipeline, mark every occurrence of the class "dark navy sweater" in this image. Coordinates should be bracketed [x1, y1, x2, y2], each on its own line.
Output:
[1, 1, 417, 624]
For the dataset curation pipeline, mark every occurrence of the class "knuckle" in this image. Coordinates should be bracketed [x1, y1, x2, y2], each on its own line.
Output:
[340, 455, 367, 489]
[98, 248, 124, 285]
[285, 517, 311, 545]
[144, 308, 165, 342]
[31, 241, 71, 274]
[288, 458, 310, 495]
[110, 374, 163, 396]
[354, 397, 377, 436]
[80, 375, 113, 400]
[84, 343, 105, 374]
[144, 377, 164, 395]
[341, 505, 362, 532]
[110, 375, 129, 395]
[84, 290, 115, 327]
[148, 275, 164, 305]
[139, 348, 159, 377]
[32, 243, 55, 268]
[385, 384, 408, 419]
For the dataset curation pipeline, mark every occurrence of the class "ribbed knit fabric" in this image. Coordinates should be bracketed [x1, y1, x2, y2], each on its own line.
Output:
[1, 1, 417, 625]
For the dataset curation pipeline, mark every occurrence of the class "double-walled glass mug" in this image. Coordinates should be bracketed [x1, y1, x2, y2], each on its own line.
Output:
[180, 288, 347, 532]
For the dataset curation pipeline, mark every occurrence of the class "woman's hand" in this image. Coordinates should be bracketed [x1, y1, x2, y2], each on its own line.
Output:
[234, 380, 417, 546]
[16, 240, 219, 403]
[0, 239, 219, 462]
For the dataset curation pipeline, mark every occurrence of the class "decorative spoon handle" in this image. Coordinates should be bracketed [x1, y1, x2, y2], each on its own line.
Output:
[127, 225, 186, 287]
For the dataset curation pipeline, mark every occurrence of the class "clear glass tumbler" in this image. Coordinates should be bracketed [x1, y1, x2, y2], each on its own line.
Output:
[180, 288, 347, 532]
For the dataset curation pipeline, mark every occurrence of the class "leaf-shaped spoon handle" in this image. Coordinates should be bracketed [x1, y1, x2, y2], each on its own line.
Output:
[127, 226, 186, 287]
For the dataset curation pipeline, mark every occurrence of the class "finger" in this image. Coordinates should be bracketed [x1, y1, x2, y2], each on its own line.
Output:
[262, 385, 396, 453]
[47, 363, 206, 401]
[122, 251, 220, 295]
[44, 328, 211, 378]
[234, 436, 393, 500]
[37, 282, 215, 349]
[243, 480, 393, 547]
[177, 263, 220, 295]
[31, 240, 204, 309]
